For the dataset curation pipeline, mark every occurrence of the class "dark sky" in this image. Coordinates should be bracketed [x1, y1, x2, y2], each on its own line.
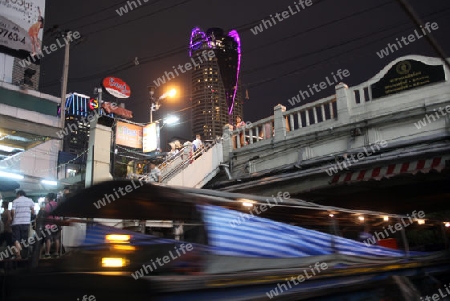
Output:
[39, 0, 450, 147]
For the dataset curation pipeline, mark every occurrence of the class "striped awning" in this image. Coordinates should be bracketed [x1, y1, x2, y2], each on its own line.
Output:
[330, 156, 448, 185]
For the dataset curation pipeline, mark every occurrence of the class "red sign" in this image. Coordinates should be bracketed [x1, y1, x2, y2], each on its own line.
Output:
[102, 77, 131, 98]
[89, 98, 98, 110]
[102, 102, 133, 119]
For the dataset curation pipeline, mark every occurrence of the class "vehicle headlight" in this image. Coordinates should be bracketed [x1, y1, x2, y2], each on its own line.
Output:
[101, 257, 129, 268]
[105, 234, 131, 244]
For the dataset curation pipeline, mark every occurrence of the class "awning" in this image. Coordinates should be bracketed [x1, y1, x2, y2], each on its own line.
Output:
[330, 156, 448, 185]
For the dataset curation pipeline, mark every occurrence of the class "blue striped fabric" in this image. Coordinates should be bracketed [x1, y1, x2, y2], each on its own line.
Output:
[198, 205, 427, 258]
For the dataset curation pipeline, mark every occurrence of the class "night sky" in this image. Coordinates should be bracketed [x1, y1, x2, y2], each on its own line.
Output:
[39, 0, 450, 147]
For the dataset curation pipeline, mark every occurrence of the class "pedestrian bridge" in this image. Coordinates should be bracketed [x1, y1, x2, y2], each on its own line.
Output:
[163, 55, 450, 213]
[159, 142, 223, 188]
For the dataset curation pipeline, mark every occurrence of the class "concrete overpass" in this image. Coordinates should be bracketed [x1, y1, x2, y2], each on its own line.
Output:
[198, 55, 450, 214]
[0, 81, 62, 197]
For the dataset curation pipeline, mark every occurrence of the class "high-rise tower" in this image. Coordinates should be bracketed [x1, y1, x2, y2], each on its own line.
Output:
[189, 27, 243, 141]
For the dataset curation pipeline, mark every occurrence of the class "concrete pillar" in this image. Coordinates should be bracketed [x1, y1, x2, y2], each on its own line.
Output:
[222, 124, 233, 162]
[335, 83, 352, 125]
[85, 119, 113, 187]
[274, 104, 286, 143]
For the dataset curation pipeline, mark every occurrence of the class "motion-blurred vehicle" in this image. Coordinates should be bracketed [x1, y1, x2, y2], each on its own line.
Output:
[1, 180, 450, 301]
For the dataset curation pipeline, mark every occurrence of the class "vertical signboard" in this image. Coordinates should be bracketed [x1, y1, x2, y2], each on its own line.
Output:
[143, 123, 159, 153]
[115, 121, 142, 149]
[0, 0, 46, 58]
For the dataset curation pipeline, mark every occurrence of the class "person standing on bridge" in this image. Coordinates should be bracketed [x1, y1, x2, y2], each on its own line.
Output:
[235, 115, 246, 147]
[192, 134, 204, 153]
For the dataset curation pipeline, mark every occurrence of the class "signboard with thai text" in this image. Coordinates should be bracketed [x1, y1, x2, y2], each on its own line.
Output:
[371, 60, 446, 99]
[143, 123, 159, 153]
[115, 121, 142, 148]
[102, 77, 131, 98]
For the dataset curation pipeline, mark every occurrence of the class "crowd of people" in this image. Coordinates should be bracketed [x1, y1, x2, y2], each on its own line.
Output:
[0, 189, 67, 260]
[138, 115, 254, 183]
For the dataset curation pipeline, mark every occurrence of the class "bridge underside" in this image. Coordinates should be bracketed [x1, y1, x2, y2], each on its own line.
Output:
[292, 170, 450, 214]
[212, 165, 450, 215]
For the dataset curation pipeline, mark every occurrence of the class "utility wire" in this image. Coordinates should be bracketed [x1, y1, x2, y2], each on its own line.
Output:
[244, 0, 394, 55]
[57, 0, 128, 27]
[40, 0, 336, 87]
[395, 0, 450, 71]
[243, 7, 450, 76]
[245, 10, 450, 88]
[78, 0, 167, 31]
[83, 0, 196, 36]
[39, 1, 401, 88]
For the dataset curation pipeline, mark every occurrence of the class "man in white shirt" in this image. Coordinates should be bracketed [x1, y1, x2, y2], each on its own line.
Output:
[192, 134, 203, 152]
[11, 190, 35, 259]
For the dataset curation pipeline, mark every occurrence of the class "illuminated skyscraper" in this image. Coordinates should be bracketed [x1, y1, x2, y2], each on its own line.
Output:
[189, 27, 243, 141]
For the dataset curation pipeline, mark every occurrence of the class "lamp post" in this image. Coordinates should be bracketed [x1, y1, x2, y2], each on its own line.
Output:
[148, 86, 177, 123]
[148, 85, 156, 123]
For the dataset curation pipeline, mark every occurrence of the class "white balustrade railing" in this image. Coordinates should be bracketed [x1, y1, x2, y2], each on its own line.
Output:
[283, 95, 337, 132]
[219, 55, 450, 168]
[228, 116, 275, 149]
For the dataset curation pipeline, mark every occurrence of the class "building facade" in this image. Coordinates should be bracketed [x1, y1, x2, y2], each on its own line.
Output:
[189, 27, 243, 141]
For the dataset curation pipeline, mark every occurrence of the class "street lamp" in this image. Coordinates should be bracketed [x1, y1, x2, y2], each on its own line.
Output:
[163, 115, 180, 125]
[166, 88, 177, 98]
[159, 115, 180, 131]
[148, 86, 177, 123]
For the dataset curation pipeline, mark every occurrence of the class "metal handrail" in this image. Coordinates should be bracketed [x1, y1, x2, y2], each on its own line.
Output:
[160, 142, 217, 183]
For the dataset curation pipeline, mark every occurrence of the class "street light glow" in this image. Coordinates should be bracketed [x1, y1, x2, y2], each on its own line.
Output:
[160, 88, 177, 100]
[164, 115, 179, 125]
[41, 179, 58, 186]
[0, 171, 24, 180]
[168, 88, 177, 98]
[0, 144, 23, 153]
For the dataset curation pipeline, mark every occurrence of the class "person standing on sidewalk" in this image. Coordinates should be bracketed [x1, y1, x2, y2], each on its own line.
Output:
[0, 199, 13, 248]
[11, 190, 35, 259]
[43, 193, 61, 258]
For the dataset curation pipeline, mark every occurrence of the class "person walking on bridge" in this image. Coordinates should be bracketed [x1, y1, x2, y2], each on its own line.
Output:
[148, 162, 161, 183]
[192, 134, 204, 153]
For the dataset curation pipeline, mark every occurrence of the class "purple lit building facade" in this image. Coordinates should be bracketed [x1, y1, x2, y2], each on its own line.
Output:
[189, 27, 243, 140]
